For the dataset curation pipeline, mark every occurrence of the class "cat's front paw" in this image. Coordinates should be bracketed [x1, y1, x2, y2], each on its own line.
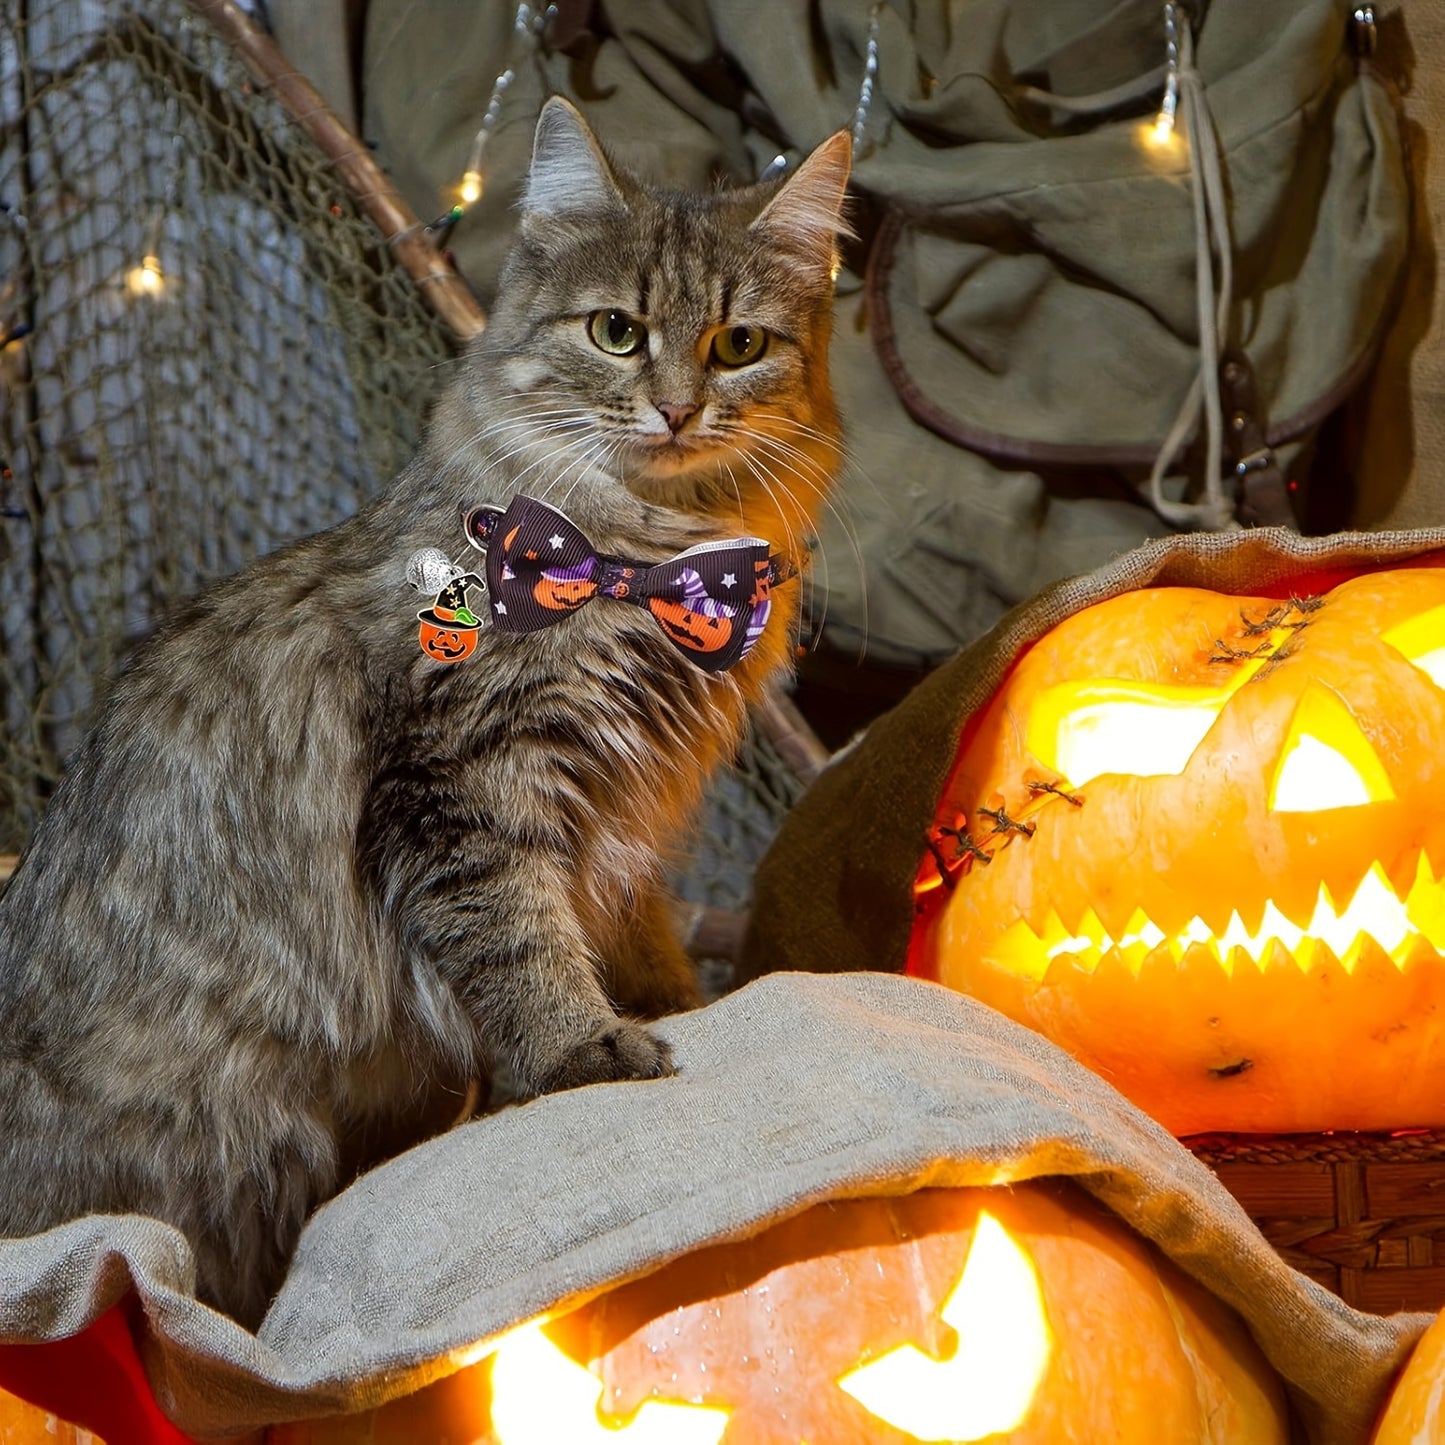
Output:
[533, 1020, 675, 1095]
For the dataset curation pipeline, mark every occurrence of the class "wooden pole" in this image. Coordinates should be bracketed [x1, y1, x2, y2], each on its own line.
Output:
[753, 690, 832, 788]
[184, 0, 487, 345]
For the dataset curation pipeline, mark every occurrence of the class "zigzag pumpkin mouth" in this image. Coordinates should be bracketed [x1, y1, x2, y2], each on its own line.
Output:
[989, 855, 1445, 981]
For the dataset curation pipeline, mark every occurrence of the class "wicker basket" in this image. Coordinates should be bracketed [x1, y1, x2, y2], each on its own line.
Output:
[1188, 1130, 1445, 1314]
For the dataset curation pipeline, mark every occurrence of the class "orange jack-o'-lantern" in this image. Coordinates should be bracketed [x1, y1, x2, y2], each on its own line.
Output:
[533, 571, 598, 612]
[911, 559, 1445, 1135]
[0, 1389, 107, 1444]
[270, 1181, 1288, 1444]
[646, 599, 733, 653]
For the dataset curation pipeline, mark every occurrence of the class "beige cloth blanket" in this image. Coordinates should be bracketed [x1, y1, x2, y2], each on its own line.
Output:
[0, 970, 1429, 1442]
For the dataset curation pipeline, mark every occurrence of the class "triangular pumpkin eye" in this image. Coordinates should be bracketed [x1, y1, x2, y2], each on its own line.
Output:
[837, 1210, 1051, 1439]
[1269, 682, 1395, 813]
[1026, 679, 1235, 787]
[1383, 603, 1445, 689]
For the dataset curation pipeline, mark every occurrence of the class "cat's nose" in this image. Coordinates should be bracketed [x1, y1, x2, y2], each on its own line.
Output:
[657, 402, 697, 435]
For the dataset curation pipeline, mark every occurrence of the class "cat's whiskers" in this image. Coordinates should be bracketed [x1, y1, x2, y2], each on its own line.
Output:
[465, 402, 595, 444]
[556, 434, 629, 518]
[724, 411, 869, 659]
[475, 410, 610, 499]
[438, 408, 598, 492]
[546, 436, 618, 516]
[751, 438, 869, 658]
[717, 462, 750, 535]
[732, 449, 816, 649]
[754, 413, 879, 620]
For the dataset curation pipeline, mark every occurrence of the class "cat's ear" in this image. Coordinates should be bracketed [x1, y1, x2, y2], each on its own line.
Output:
[521, 97, 626, 221]
[751, 132, 853, 273]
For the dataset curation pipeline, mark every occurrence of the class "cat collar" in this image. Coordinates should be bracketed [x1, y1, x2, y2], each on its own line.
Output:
[406, 495, 796, 674]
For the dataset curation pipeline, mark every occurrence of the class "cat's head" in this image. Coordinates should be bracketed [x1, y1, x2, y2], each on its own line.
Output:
[476, 100, 850, 538]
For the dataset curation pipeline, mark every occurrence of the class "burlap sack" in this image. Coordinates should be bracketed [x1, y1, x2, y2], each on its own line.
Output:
[743, 526, 1445, 985]
[0, 971, 1429, 1442]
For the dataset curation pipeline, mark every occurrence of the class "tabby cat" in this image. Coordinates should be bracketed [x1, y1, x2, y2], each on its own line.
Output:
[0, 100, 850, 1326]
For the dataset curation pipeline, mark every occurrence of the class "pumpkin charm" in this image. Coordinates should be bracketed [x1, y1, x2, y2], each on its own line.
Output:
[417, 612, 481, 662]
[911, 561, 1445, 1135]
[270, 1181, 1288, 1443]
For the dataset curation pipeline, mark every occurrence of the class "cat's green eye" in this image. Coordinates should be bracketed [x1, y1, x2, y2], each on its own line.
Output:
[711, 325, 768, 367]
[588, 310, 646, 357]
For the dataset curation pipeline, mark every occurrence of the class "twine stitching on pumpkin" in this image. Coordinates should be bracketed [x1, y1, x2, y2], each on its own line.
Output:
[978, 804, 1036, 839]
[1027, 779, 1084, 807]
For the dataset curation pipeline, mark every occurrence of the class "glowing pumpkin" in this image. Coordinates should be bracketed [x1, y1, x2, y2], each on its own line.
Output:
[269, 1180, 1288, 1444]
[1372, 1306, 1445, 1442]
[911, 560, 1445, 1135]
[0, 1301, 207, 1443]
[0, 1390, 102, 1444]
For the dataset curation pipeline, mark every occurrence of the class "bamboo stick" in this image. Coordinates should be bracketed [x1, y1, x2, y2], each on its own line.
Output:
[185, 0, 487, 344]
[753, 690, 832, 788]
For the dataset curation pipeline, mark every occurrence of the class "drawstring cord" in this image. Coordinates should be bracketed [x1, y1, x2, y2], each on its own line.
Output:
[1146, 15, 1239, 530]
[1025, 10, 1239, 530]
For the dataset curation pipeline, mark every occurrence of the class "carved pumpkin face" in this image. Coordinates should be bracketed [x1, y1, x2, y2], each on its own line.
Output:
[418, 616, 480, 662]
[269, 1182, 1288, 1444]
[533, 567, 598, 612]
[646, 599, 733, 653]
[911, 560, 1445, 1134]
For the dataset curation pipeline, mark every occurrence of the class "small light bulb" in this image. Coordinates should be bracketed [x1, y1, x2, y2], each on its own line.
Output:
[459, 168, 484, 206]
[1137, 109, 1184, 161]
[125, 254, 165, 297]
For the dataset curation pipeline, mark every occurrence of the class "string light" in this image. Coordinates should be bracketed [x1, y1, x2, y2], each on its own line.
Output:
[1142, 3, 1184, 152]
[850, 2, 884, 160]
[126, 102, 183, 299]
[125, 203, 167, 297]
[431, 3, 554, 236]
[760, 1, 878, 201]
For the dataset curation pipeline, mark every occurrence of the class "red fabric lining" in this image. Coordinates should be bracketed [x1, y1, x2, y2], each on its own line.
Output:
[0, 1297, 197, 1445]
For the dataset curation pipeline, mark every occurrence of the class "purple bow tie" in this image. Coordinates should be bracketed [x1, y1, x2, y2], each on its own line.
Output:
[460, 495, 793, 675]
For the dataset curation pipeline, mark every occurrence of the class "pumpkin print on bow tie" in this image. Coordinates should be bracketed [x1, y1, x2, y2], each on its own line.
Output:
[911, 557, 1445, 1136]
[268, 1181, 1288, 1444]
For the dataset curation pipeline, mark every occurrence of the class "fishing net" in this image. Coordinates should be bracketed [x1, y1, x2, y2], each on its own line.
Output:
[0, 0, 805, 935]
[0, 0, 451, 851]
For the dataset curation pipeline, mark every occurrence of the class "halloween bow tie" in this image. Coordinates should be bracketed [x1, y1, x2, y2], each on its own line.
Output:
[459, 494, 794, 675]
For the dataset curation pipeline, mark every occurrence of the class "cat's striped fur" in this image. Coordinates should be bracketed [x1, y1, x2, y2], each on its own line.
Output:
[0, 101, 849, 1324]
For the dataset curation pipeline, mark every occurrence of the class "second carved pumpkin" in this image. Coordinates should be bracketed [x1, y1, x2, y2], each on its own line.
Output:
[268, 1181, 1288, 1444]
